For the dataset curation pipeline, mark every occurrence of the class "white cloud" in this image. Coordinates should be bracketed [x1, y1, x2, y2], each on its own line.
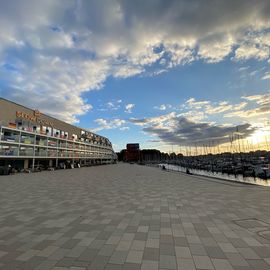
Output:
[198, 34, 234, 63]
[130, 112, 176, 126]
[154, 104, 170, 111]
[234, 43, 269, 61]
[225, 93, 270, 118]
[185, 98, 210, 109]
[125, 103, 135, 113]
[262, 72, 270, 80]
[93, 118, 126, 132]
[119, 126, 130, 131]
[113, 65, 144, 78]
[102, 99, 122, 111]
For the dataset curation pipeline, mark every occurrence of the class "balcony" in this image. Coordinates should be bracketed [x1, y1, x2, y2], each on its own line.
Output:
[19, 146, 34, 156]
[0, 126, 114, 159]
[0, 145, 19, 156]
[1, 131, 20, 143]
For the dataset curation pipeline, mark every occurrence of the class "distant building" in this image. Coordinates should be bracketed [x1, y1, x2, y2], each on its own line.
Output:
[125, 143, 140, 162]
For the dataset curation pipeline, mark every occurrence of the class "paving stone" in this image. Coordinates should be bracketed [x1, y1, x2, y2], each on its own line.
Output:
[34, 259, 58, 270]
[189, 244, 208, 255]
[109, 251, 128, 265]
[225, 253, 249, 267]
[142, 247, 159, 261]
[0, 164, 270, 270]
[193, 255, 214, 269]
[246, 259, 270, 270]
[141, 260, 158, 270]
[122, 262, 141, 270]
[126, 250, 143, 264]
[55, 257, 75, 267]
[88, 255, 109, 270]
[130, 240, 145, 251]
[237, 248, 261, 259]
[205, 246, 226, 259]
[98, 245, 116, 257]
[104, 263, 123, 270]
[160, 244, 175, 255]
[174, 246, 192, 258]
[212, 258, 234, 270]
[159, 255, 177, 269]
[176, 257, 196, 270]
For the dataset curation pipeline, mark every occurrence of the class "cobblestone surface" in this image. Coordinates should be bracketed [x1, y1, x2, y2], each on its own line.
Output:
[0, 163, 270, 270]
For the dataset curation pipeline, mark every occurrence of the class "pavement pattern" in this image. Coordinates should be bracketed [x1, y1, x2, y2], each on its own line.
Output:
[0, 163, 270, 270]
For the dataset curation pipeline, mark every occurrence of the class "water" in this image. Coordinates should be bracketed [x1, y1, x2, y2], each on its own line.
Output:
[159, 163, 270, 186]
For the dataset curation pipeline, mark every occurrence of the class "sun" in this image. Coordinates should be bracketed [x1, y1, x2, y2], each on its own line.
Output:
[249, 129, 269, 145]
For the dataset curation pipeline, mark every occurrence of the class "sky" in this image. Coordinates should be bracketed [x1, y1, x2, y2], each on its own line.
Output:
[0, 0, 270, 152]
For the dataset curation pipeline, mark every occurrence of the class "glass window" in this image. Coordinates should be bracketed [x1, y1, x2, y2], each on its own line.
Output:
[67, 142, 73, 149]
[47, 149, 57, 157]
[21, 133, 35, 144]
[58, 149, 67, 157]
[74, 151, 80, 158]
[0, 144, 19, 156]
[53, 128, 60, 137]
[19, 146, 34, 156]
[59, 140, 67, 148]
[1, 129, 20, 142]
[46, 127, 52, 136]
[36, 135, 47, 146]
[48, 138, 57, 148]
[35, 125, 41, 133]
[35, 147, 47, 157]
[67, 150, 73, 157]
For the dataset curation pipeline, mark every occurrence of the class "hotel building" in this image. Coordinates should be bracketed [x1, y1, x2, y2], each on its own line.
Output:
[0, 98, 116, 171]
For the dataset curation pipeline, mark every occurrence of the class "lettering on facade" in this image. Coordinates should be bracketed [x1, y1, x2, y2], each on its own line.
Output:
[16, 110, 53, 127]
[81, 130, 94, 139]
[33, 109, 41, 117]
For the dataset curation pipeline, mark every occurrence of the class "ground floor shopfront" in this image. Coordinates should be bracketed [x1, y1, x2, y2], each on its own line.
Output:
[0, 156, 115, 173]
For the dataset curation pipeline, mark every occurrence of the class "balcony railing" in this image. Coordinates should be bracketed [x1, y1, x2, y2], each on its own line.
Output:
[0, 126, 115, 159]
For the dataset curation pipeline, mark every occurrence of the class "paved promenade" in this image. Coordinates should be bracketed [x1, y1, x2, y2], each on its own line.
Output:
[0, 163, 270, 270]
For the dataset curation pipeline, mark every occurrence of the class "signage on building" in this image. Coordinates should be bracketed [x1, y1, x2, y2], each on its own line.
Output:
[81, 130, 94, 139]
[33, 109, 41, 117]
[16, 110, 53, 127]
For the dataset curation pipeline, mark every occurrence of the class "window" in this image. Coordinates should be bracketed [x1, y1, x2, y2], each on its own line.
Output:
[20, 133, 35, 144]
[0, 144, 19, 156]
[19, 146, 34, 156]
[1, 130, 20, 142]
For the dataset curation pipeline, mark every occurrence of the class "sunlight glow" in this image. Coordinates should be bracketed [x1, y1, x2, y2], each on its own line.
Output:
[249, 129, 269, 145]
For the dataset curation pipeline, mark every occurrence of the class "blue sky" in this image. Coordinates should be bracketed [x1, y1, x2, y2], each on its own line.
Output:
[0, 0, 270, 152]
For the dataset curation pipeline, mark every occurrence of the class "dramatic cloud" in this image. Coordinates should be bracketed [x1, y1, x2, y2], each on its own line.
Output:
[0, 0, 270, 122]
[130, 113, 254, 146]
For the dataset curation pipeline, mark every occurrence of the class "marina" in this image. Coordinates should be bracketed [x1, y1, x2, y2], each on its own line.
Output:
[159, 163, 270, 187]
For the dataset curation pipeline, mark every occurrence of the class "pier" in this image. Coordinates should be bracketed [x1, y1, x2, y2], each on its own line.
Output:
[0, 163, 270, 269]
